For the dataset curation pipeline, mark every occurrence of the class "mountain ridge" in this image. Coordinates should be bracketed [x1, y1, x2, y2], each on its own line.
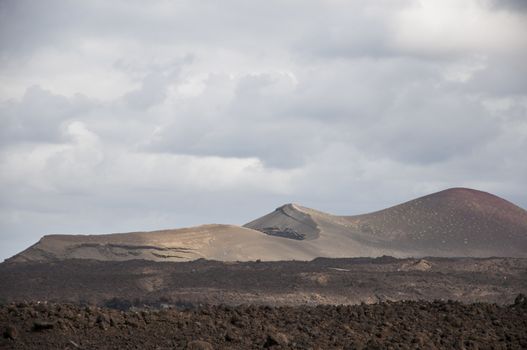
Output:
[6, 187, 527, 263]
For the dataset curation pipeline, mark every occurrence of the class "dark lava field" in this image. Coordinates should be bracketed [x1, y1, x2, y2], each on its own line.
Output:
[1, 256, 526, 348]
[2, 297, 527, 349]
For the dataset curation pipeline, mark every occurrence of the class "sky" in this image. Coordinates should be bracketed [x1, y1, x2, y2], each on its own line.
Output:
[1, 0, 526, 261]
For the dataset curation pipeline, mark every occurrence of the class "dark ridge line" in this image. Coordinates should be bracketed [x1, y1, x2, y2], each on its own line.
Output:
[151, 252, 187, 259]
[67, 243, 195, 252]
[276, 205, 319, 231]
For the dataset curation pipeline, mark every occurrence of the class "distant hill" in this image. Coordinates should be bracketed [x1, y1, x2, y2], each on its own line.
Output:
[7, 188, 527, 262]
[342, 188, 527, 257]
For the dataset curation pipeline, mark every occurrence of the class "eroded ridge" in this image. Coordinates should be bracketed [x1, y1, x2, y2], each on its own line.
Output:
[244, 203, 321, 240]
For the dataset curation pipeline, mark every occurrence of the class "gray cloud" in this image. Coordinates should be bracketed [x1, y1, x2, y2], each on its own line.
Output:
[0, 86, 93, 145]
[463, 55, 527, 96]
[489, 0, 527, 12]
[1, 0, 526, 261]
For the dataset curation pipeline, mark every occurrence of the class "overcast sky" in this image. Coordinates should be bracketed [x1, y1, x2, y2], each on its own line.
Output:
[1, 0, 526, 261]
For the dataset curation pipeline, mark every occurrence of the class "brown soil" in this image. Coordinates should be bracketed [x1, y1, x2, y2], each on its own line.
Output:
[2, 297, 527, 349]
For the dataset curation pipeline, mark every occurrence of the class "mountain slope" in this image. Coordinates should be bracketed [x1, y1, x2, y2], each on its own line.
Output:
[7, 188, 527, 262]
[7, 225, 315, 263]
[343, 188, 527, 257]
[244, 188, 527, 258]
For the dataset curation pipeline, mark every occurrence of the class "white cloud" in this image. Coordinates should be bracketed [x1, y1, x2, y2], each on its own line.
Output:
[392, 0, 527, 56]
[0, 0, 526, 260]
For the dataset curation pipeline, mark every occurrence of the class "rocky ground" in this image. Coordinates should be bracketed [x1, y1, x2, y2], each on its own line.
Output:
[1, 256, 526, 348]
[1, 296, 527, 349]
[1, 257, 526, 307]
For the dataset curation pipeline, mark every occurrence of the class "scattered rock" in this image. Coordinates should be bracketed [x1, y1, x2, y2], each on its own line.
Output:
[96, 314, 108, 324]
[69, 340, 82, 348]
[225, 329, 239, 342]
[3, 325, 18, 340]
[32, 320, 55, 331]
[264, 332, 289, 347]
[96, 314, 109, 330]
[124, 319, 139, 328]
[230, 315, 245, 327]
[1, 299, 527, 349]
[513, 293, 526, 307]
[399, 259, 432, 271]
[187, 340, 214, 350]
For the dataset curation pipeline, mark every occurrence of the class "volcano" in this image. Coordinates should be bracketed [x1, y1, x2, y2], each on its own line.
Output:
[7, 188, 527, 263]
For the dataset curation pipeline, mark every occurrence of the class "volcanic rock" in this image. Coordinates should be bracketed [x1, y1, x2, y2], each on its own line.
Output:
[187, 340, 214, 350]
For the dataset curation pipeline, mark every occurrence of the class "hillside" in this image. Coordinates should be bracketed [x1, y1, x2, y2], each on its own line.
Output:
[7, 225, 315, 263]
[6, 188, 527, 263]
[343, 188, 527, 257]
[245, 188, 527, 258]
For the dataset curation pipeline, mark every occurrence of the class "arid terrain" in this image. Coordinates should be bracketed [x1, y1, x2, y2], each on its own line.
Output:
[7, 188, 527, 263]
[1, 257, 526, 307]
[2, 297, 527, 349]
[2, 187, 527, 348]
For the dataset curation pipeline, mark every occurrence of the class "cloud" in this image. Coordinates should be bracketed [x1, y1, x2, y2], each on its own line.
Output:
[121, 56, 193, 110]
[1, 0, 526, 260]
[0, 86, 94, 145]
[489, 0, 527, 12]
[392, 0, 527, 57]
